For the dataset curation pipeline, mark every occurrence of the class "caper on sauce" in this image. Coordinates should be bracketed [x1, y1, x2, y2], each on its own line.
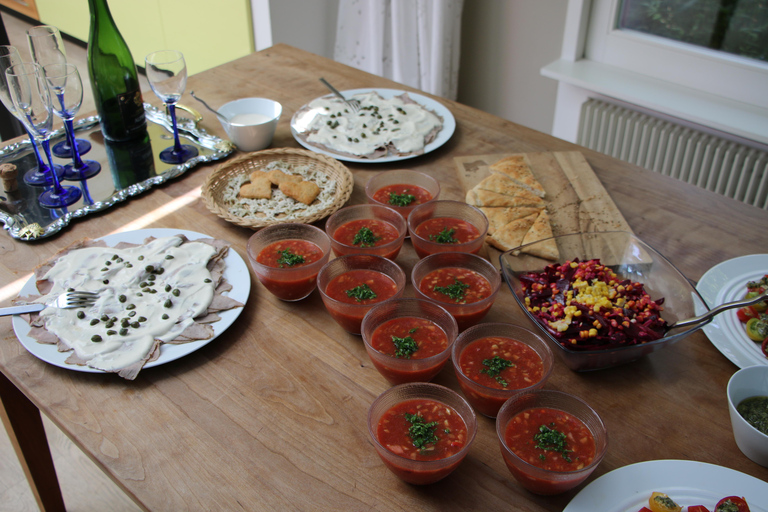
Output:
[77, 254, 214, 342]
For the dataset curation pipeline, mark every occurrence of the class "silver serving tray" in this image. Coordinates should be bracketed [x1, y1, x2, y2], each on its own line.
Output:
[0, 103, 233, 241]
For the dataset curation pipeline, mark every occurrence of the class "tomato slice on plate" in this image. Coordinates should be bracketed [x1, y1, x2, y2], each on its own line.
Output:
[649, 492, 682, 512]
[746, 318, 768, 342]
[736, 306, 758, 323]
[762, 337, 768, 358]
[715, 496, 750, 512]
[688, 506, 711, 512]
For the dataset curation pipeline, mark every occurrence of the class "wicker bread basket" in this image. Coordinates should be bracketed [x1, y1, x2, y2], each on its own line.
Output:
[201, 148, 354, 229]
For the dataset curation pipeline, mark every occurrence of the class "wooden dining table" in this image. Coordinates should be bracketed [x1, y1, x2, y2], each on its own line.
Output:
[2, 44, 767, 512]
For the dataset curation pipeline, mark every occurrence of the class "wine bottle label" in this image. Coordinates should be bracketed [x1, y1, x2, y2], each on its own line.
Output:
[116, 90, 145, 124]
[117, 89, 142, 110]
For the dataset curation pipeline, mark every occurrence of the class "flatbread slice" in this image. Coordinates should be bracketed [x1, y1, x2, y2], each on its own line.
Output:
[486, 213, 538, 252]
[466, 188, 545, 208]
[474, 174, 546, 207]
[489, 155, 546, 198]
[480, 206, 543, 235]
[520, 209, 560, 261]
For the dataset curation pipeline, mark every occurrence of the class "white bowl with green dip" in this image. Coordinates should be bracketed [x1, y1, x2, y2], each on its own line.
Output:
[727, 365, 768, 467]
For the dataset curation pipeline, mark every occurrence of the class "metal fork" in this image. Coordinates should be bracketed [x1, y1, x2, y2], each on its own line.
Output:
[2, 290, 99, 317]
[319, 77, 361, 113]
[672, 290, 768, 330]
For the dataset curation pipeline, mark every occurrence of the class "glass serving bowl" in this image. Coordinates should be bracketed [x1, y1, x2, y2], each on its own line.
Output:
[412, 252, 501, 331]
[361, 298, 459, 385]
[407, 200, 489, 259]
[367, 382, 477, 485]
[496, 389, 608, 495]
[364, 169, 441, 223]
[246, 223, 331, 301]
[451, 322, 554, 418]
[317, 254, 406, 335]
[325, 204, 407, 260]
[499, 231, 711, 371]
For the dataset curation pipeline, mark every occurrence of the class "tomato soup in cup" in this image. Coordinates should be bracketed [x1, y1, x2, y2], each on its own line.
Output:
[247, 223, 331, 301]
[496, 390, 607, 495]
[452, 323, 554, 417]
[368, 382, 477, 485]
[325, 204, 407, 260]
[318, 254, 406, 334]
[412, 252, 501, 330]
[365, 169, 440, 223]
[362, 298, 459, 385]
[407, 200, 488, 259]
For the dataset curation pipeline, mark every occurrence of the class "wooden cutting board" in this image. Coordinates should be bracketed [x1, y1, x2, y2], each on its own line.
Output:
[454, 151, 632, 264]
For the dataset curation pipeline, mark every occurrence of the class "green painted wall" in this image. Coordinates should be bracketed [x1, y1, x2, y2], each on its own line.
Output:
[35, 0, 254, 74]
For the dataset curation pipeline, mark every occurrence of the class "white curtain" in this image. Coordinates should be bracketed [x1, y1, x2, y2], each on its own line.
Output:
[333, 0, 464, 100]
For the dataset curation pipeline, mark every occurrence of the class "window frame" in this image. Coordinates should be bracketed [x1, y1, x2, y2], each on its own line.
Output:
[584, 0, 768, 109]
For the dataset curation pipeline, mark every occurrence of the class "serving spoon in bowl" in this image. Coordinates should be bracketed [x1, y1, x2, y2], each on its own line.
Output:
[672, 290, 768, 330]
[190, 91, 228, 124]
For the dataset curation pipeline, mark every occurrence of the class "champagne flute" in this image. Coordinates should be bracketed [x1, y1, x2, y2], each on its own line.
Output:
[0, 45, 63, 186]
[42, 63, 101, 180]
[27, 25, 92, 158]
[144, 50, 198, 164]
[6, 62, 81, 208]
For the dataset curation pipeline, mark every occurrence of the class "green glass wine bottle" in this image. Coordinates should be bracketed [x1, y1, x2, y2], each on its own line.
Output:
[86, 0, 147, 142]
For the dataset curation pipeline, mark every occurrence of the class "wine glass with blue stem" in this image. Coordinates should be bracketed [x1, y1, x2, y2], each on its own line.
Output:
[0, 45, 63, 186]
[27, 25, 92, 158]
[43, 63, 101, 180]
[144, 50, 198, 164]
[6, 62, 81, 208]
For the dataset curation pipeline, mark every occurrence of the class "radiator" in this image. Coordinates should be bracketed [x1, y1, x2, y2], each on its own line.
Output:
[577, 98, 768, 210]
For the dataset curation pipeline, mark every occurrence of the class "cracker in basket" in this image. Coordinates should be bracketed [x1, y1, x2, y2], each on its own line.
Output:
[219, 159, 340, 221]
[264, 169, 303, 185]
[239, 176, 272, 199]
[279, 180, 320, 205]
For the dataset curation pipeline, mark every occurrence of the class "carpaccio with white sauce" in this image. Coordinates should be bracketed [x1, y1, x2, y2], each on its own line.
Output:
[295, 91, 443, 159]
[19, 235, 243, 379]
[520, 258, 668, 350]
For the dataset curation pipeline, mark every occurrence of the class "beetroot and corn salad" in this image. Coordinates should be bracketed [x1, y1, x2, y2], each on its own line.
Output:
[520, 259, 668, 351]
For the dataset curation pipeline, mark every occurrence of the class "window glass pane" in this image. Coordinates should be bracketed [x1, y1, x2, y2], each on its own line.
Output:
[618, 0, 768, 63]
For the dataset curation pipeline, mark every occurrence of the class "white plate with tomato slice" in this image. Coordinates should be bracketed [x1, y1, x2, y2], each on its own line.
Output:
[564, 459, 767, 511]
[696, 254, 768, 369]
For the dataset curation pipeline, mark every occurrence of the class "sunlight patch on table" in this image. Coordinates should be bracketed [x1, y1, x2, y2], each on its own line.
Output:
[110, 186, 201, 234]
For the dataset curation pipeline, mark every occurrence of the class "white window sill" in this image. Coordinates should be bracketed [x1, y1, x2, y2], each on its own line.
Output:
[541, 58, 768, 146]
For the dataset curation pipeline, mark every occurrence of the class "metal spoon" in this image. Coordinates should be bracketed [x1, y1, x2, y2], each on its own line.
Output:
[672, 290, 768, 330]
[190, 91, 228, 124]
